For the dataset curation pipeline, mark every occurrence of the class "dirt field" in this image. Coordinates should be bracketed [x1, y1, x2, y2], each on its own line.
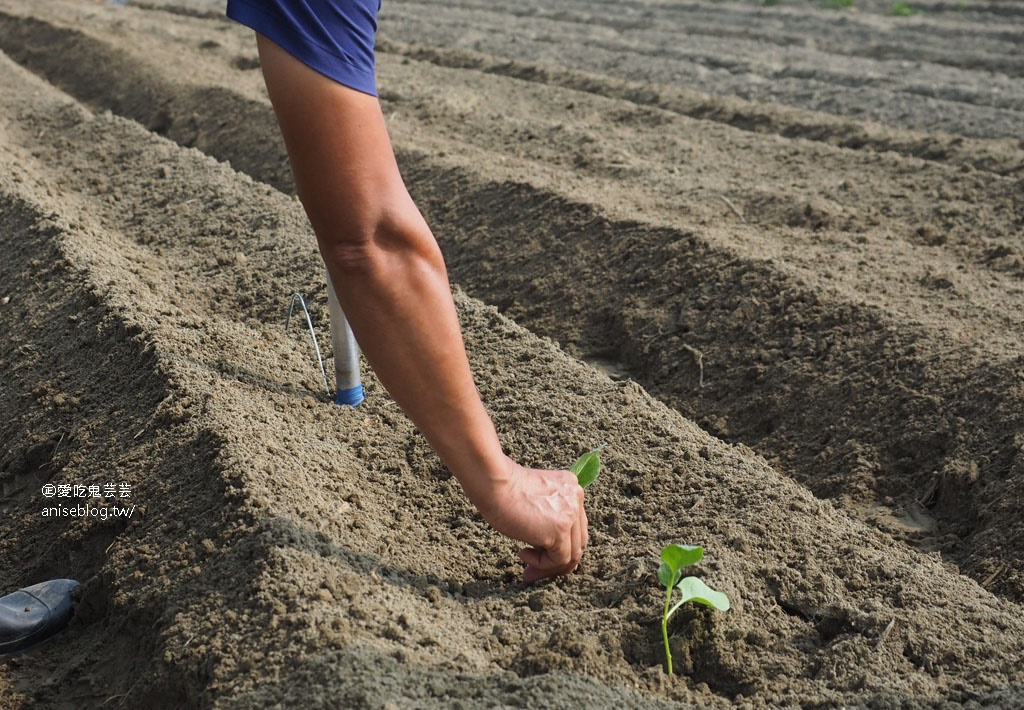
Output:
[1, 0, 1022, 707]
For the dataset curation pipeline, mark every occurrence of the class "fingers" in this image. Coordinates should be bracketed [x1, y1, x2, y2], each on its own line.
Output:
[519, 546, 574, 584]
[570, 492, 583, 568]
[520, 482, 588, 583]
[581, 489, 589, 552]
[520, 532, 577, 581]
[519, 548, 545, 584]
[477, 463, 589, 584]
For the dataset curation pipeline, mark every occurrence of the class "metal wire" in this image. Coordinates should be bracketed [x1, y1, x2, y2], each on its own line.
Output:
[285, 292, 331, 396]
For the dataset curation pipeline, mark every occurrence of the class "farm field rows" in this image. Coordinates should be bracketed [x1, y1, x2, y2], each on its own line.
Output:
[0, 0, 1021, 707]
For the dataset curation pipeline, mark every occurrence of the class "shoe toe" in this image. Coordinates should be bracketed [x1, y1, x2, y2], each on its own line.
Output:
[22, 579, 79, 618]
[0, 579, 79, 656]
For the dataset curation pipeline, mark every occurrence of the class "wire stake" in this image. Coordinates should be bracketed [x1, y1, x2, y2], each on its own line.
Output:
[285, 292, 331, 396]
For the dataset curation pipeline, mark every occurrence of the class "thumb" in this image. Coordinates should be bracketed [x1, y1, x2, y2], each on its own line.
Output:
[519, 547, 543, 568]
[520, 547, 571, 583]
[519, 547, 547, 583]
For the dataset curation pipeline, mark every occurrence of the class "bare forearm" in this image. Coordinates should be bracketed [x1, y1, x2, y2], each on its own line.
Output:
[321, 229, 512, 500]
[254, 35, 508, 494]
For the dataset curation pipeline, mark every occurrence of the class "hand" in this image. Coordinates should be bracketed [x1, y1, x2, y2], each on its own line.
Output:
[470, 458, 588, 583]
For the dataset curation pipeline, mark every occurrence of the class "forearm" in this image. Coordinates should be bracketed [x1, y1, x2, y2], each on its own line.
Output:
[254, 35, 509, 496]
[321, 226, 513, 501]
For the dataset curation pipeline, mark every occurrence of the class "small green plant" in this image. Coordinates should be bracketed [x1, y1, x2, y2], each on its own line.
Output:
[658, 544, 730, 675]
[889, 2, 919, 15]
[570, 446, 603, 488]
[821, 0, 853, 8]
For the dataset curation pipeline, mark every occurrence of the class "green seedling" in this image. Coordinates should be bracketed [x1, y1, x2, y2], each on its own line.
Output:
[889, 2, 919, 15]
[658, 544, 730, 675]
[570, 446, 604, 488]
[821, 0, 853, 8]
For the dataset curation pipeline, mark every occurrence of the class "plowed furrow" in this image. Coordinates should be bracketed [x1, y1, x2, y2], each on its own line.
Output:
[1, 1, 1021, 604]
[380, 0, 1024, 139]
[378, 41, 1024, 177]
[4, 49, 1024, 707]
[4, 2, 1024, 708]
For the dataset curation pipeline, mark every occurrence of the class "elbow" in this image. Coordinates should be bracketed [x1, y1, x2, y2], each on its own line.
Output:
[318, 204, 445, 278]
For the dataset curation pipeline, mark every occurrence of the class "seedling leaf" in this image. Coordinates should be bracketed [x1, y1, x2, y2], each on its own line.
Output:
[657, 561, 676, 589]
[660, 544, 704, 580]
[570, 446, 603, 488]
[676, 576, 731, 611]
[889, 2, 919, 15]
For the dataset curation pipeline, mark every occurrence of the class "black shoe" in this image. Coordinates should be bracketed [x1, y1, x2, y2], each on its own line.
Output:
[0, 579, 79, 658]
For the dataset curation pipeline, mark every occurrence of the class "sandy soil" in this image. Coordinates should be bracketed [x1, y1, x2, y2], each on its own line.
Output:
[0, 0, 1022, 707]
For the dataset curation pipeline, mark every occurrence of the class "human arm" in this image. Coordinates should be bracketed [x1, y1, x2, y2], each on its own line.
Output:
[255, 35, 587, 581]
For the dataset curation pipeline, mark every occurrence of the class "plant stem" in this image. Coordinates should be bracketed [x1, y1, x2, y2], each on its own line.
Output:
[663, 584, 674, 675]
